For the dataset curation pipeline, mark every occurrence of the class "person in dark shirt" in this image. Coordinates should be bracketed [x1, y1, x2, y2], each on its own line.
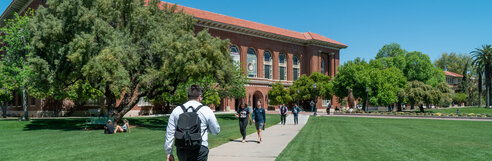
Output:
[235, 103, 252, 143]
[292, 104, 300, 125]
[104, 120, 115, 134]
[252, 101, 266, 143]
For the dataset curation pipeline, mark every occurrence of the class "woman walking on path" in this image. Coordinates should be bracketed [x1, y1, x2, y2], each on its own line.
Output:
[235, 103, 252, 143]
[252, 101, 266, 143]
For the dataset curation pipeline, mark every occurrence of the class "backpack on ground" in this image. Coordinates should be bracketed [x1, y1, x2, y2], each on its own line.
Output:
[175, 105, 204, 150]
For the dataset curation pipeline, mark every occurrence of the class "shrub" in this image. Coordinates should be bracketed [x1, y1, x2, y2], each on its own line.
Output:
[468, 113, 476, 117]
[434, 113, 442, 116]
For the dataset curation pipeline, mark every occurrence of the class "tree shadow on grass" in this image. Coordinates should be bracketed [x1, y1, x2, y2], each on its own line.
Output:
[216, 114, 237, 121]
[24, 119, 87, 131]
[126, 117, 167, 131]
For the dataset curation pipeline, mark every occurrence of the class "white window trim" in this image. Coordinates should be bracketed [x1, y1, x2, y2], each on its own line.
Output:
[264, 51, 273, 80]
[293, 55, 300, 81]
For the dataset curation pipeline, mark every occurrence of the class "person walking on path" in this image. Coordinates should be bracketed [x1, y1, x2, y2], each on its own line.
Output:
[165, 85, 221, 161]
[235, 103, 252, 143]
[310, 100, 315, 112]
[252, 101, 266, 143]
[292, 104, 300, 125]
[279, 104, 288, 125]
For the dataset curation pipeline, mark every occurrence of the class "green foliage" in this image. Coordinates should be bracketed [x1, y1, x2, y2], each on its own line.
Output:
[402, 81, 434, 109]
[0, 11, 33, 101]
[435, 82, 453, 107]
[268, 83, 292, 105]
[290, 72, 333, 103]
[28, 0, 238, 122]
[367, 67, 406, 106]
[434, 52, 473, 75]
[333, 58, 406, 107]
[453, 93, 468, 105]
[374, 43, 406, 71]
[404, 51, 440, 84]
[332, 58, 370, 102]
[471, 45, 492, 107]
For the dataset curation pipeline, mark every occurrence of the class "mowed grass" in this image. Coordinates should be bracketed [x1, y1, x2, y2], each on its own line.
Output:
[0, 114, 280, 161]
[427, 107, 492, 115]
[277, 116, 492, 161]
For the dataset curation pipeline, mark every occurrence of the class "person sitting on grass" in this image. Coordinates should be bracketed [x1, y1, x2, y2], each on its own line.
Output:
[104, 120, 115, 134]
[114, 119, 131, 133]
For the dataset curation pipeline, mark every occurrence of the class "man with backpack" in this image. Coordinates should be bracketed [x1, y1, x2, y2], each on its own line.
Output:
[279, 104, 288, 125]
[292, 104, 300, 125]
[165, 85, 220, 161]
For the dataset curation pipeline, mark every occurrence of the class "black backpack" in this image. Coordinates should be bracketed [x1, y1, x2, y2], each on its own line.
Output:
[174, 105, 204, 150]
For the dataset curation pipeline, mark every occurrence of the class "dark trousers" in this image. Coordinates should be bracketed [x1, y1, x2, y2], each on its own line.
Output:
[293, 114, 298, 124]
[177, 145, 209, 161]
[239, 118, 248, 140]
[281, 114, 286, 125]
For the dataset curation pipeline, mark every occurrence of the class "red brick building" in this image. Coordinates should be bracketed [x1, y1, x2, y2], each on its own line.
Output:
[0, 0, 347, 116]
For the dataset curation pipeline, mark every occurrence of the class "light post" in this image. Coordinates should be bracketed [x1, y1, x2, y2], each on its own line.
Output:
[365, 87, 369, 113]
[313, 83, 317, 116]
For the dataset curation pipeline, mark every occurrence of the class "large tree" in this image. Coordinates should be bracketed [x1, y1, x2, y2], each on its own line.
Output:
[374, 43, 406, 71]
[289, 72, 333, 109]
[434, 52, 473, 75]
[471, 45, 492, 108]
[28, 0, 237, 123]
[367, 67, 406, 108]
[0, 11, 33, 120]
[404, 51, 444, 86]
[332, 58, 371, 109]
[268, 82, 292, 105]
[403, 81, 434, 112]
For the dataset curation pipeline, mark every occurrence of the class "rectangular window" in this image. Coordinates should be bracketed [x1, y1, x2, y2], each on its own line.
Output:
[264, 65, 271, 79]
[322, 99, 331, 107]
[293, 68, 299, 81]
[280, 67, 286, 80]
[138, 97, 152, 106]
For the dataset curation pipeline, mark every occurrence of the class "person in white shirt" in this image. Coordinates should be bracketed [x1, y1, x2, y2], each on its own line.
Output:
[165, 85, 220, 161]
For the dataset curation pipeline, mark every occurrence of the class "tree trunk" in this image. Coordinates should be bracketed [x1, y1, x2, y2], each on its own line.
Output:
[478, 72, 482, 107]
[419, 105, 424, 113]
[22, 86, 28, 120]
[1, 102, 7, 118]
[397, 101, 402, 111]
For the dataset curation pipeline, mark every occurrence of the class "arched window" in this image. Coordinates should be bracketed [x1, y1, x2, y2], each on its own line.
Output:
[321, 58, 325, 74]
[279, 53, 287, 80]
[264, 50, 272, 79]
[293, 55, 300, 81]
[230, 45, 240, 63]
[247, 48, 257, 78]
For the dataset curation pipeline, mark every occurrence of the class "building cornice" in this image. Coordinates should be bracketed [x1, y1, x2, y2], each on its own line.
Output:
[196, 18, 345, 50]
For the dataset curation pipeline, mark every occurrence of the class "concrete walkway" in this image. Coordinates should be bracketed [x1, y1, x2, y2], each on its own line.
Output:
[208, 114, 310, 161]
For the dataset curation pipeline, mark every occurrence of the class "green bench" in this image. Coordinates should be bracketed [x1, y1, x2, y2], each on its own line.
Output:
[85, 117, 113, 130]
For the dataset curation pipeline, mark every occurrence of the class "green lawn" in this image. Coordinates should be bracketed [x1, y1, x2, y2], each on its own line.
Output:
[0, 114, 280, 161]
[277, 116, 492, 161]
[426, 107, 492, 115]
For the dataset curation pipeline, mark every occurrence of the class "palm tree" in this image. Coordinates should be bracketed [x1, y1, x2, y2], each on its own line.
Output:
[471, 45, 492, 108]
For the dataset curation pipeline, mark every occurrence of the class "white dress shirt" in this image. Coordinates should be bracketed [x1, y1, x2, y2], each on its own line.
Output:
[165, 100, 220, 155]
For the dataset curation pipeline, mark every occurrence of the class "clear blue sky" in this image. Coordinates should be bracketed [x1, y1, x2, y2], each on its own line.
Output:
[2, 0, 491, 63]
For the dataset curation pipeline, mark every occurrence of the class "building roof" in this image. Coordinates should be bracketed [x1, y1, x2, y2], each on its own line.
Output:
[444, 71, 463, 78]
[1, 0, 347, 49]
[159, 1, 347, 48]
[0, 0, 32, 27]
